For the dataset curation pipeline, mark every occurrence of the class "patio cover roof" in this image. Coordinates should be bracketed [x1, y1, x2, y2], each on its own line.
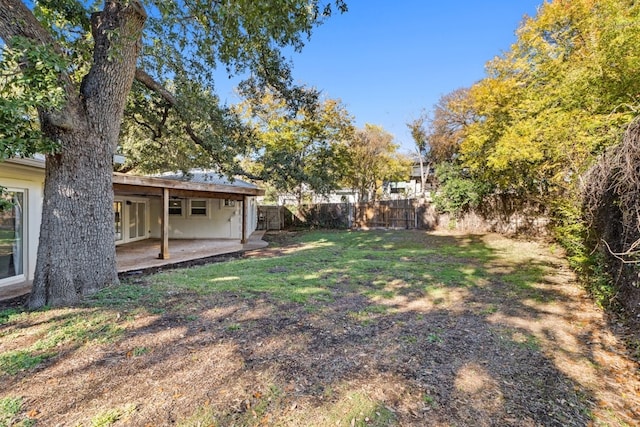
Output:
[113, 172, 265, 200]
[5, 158, 264, 200]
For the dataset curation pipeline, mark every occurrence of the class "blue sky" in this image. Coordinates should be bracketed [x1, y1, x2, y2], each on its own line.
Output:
[218, 1, 544, 153]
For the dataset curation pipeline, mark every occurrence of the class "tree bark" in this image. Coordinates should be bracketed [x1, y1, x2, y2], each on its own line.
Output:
[0, 1, 146, 308]
[417, 150, 426, 198]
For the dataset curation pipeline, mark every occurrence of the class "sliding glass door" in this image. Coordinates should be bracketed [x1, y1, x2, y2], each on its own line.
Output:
[128, 201, 146, 240]
[114, 199, 148, 244]
[0, 190, 25, 282]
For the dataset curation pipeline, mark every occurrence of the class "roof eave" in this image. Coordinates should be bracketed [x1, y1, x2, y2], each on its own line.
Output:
[112, 172, 265, 197]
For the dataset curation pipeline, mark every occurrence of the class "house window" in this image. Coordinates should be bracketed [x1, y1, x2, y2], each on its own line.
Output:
[190, 199, 207, 216]
[168, 199, 183, 216]
[223, 199, 235, 207]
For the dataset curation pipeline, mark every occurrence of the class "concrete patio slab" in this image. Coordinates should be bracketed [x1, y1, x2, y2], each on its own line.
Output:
[0, 231, 268, 302]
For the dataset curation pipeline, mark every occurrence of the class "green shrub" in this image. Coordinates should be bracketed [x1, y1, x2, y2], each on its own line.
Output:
[551, 200, 615, 308]
[432, 163, 490, 217]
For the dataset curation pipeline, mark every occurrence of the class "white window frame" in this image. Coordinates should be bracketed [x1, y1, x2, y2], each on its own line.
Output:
[189, 199, 208, 217]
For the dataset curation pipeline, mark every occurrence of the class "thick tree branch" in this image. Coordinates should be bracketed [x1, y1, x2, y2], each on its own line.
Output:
[158, 105, 170, 139]
[0, 0, 82, 131]
[131, 114, 159, 138]
[135, 68, 179, 105]
[135, 67, 260, 181]
[0, 0, 53, 46]
[135, 68, 204, 147]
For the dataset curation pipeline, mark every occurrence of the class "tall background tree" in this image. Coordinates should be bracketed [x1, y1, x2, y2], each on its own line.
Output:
[237, 89, 354, 206]
[0, 0, 347, 308]
[426, 87, 474, 164]
[342, 124, 411, 202]
[407, 115, 428, 198]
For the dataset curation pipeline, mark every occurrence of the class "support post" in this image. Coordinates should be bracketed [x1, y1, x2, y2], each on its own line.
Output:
[159, 187, 170, 259]
[241, 196, 248, 244]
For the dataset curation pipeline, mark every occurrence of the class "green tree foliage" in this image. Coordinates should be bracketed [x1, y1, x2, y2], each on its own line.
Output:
[422, 0, 640, 214]
[118, 79, 253, 174]
[432, 162, 490, 217]
[122, 0, 349, 175]
[461, 0, 640, 208]
[1, 0, 348, 166]
[342, 124, 411, 202]
[0, 36, 67, 157]
[238, 89, 354, 205]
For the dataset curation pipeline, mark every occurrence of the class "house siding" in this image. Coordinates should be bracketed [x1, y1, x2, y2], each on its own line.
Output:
[148, 196, 258, 239]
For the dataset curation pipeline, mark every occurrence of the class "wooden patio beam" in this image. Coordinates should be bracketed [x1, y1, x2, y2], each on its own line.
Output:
[164, 188, 245, 200]
[113, 183, 163, 196]
[114, 185, 252, 201]
[241, 195, 247, 244]
[159, 187, 170, 259]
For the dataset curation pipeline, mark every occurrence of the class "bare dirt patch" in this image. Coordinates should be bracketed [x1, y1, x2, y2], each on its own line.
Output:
[1, 230, 639, 426]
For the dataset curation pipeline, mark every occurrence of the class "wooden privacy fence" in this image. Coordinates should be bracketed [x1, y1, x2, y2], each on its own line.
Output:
[258, 197, 549, 234]
[258, 199, 437, 230]
[353, 199, 415, 229]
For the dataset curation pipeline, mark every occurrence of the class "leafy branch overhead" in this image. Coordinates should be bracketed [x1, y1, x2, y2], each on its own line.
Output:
[1, 0, 348, 169]
[0, 36, 68, 157]
[121, 69, 255, 176]
[123, 0, 348, 174]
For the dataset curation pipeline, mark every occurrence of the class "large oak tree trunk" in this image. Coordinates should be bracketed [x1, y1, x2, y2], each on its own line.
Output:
[29, 131, 122, 307]
[17, 1, 146, 308]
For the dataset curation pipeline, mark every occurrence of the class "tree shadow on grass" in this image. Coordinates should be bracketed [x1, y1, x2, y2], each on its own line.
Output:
[0, 230, 638, 426]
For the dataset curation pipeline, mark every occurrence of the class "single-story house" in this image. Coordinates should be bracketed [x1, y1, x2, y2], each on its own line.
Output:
[0, 158, 264, 292]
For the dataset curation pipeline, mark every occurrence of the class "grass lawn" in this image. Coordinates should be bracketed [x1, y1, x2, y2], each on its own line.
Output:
[0, 229, 638, 426]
